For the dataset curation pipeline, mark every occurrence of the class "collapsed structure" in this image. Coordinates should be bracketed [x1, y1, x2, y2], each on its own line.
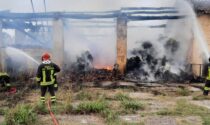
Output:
[0, 1, 209, 82]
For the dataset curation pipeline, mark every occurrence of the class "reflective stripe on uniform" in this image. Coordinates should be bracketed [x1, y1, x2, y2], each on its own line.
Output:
[54, 84, 58, 87]
[50, 70, 55, 82]
[0, 72, 8, 76]
[40, 69, 55, 86]
[204, 87, 210, 91]
[36, 77, 41, 82]
[6, 83, 11, 87]
[206, 67, 210, 80]
[42, 70, 46, 83]
[40, 96, 45, 102]
[40, 81, 54, 86]
[51, 96, 56, 102]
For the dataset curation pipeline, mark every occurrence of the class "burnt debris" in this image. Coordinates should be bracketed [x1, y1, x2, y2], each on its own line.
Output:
[126, 39, 193, 83]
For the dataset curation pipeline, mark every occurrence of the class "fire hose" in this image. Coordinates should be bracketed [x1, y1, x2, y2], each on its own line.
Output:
[47, 100, 59, 125]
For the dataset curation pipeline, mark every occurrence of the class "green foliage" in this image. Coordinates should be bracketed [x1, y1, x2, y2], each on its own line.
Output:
[76, 101, 107, 114]
[101, 109, 118, 123]
[4, 104, 37, 125]
[114, 93, 131, 101]
[121, 100, 145, 113]
[203, 116, 210, 125]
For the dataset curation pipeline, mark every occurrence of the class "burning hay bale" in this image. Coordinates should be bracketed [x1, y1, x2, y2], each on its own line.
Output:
[125, 39, 193, 83]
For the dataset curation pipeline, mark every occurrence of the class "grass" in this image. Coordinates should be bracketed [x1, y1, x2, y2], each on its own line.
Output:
[114, 92, 132, 101]
[0, 108, 8, 115]
[75, 91, 93, 100]
[76, 100, 107, 114]
[4, 104, 37, 125]
[156, 108, 174, 116]
[193, 95, 210, 100]
[101, 109, 118, 124]
[33, 102, 48, 115]
[64, 101, 74, 114]
[176, 88, 190, 96]
[120, 100, 145, 114]
[156, 99, 210, 125]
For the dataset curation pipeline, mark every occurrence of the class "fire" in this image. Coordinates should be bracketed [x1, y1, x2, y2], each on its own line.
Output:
[104, 66, 113, 71]
[94, 65, 113, 71]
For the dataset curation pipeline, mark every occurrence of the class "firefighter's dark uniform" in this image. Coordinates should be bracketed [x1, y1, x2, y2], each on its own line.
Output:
[0, 72, 11, 90]
[203, 63, 210, 95]
[36, 61, 60, 103]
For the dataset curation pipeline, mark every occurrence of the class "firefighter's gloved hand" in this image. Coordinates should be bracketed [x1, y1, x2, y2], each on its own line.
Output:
[54, 84, 58, 91]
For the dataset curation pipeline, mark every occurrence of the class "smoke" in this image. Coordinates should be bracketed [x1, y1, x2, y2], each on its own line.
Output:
[63, 19, 116, 69]
[0, 0, 174, 12]
[125, 0, 206, 82]
[4, 47, 39, 76]
[0, 0, 208, 82]
[189, 0, 210, 11]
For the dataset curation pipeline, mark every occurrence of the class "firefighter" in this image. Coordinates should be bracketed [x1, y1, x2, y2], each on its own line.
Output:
[0, 72, 11, 91]
[203, 57, 210, 95]
[36, 53, 60, 104]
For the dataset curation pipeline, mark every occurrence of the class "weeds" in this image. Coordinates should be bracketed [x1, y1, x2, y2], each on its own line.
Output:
[156, 108, 173, 116]
[156, 99, 210, 125]
[75, 91, 93, 100]
[33, 103, 48, 115]
[101, 109, 118, 123]
[76, 100, 107, 114]
[177, 88, 190, 96]
[114, 92, 131, 101]
[121, 100, 145, 114]
[4, 104, 37, 125]
[193, 95, 210, 100]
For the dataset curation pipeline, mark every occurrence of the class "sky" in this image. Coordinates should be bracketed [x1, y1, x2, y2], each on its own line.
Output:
[0, 0, 175, 13]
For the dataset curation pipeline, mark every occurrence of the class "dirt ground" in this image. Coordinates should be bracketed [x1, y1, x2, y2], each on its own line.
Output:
[0, 82, 210, 125]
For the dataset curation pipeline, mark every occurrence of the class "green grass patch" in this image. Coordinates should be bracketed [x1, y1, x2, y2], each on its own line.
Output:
[76, 100, 107, 114]
[4, 104, 37, 125]
[121, 100, 145, 114]
[101, 109, 118, 123]
[114, 92, 131, 101]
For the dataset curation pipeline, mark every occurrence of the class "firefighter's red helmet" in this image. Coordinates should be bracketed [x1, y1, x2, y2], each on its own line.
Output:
[41, 52, 50, 61]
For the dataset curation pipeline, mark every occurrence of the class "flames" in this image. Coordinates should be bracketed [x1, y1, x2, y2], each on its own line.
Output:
[94, 65, 113, 71]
